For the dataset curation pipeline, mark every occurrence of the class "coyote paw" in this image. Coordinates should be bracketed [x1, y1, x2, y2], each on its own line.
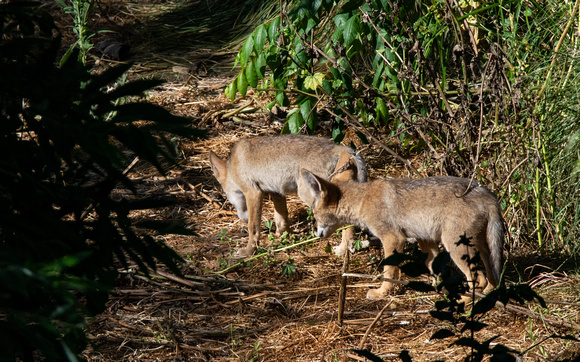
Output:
[334, 239, 371, 257]
[366, 282, 398, 299]
[366, 288, 389, 300]
[234, 245, 256, 258]
[333, 244, 348, 257]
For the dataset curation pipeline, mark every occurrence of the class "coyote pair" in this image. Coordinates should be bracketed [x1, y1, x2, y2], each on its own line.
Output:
[210, 135, 504, 299]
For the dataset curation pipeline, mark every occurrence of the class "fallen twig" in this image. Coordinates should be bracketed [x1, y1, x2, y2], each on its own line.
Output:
[337, 249, 349, 326]
[359, 299, 393, 349]
[214, 225, 355, 274]
[213, 234, 322, 274]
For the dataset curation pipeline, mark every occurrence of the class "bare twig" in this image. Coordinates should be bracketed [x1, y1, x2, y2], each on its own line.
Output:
[358, 299, 393, 349]
[337, 249, 349, 326]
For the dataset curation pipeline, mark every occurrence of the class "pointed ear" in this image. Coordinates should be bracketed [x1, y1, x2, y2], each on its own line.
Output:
[331, 151, 356, 182]
[209, 151, 226, 180]
[301, 169, 327, 201]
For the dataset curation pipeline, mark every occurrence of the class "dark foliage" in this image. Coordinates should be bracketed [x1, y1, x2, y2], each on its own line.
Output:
[357, 244, 574, 361]
[0, 2, 205, 360]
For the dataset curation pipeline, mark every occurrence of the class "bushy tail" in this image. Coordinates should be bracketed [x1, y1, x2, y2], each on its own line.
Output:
[351, 152, 368, 183]
[487, 207, 505, 286]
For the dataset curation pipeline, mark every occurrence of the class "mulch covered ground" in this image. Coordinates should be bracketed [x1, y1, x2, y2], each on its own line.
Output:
[42, 0, 579, 360]
[82, 80, 579, 361]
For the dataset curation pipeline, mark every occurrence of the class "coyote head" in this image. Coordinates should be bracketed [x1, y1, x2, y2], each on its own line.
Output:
[209, 151, 249, 223]
[300, 169, 342, 239]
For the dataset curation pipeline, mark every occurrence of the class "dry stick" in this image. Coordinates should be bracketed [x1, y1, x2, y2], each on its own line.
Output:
[458, 54, 494, 197]
[450, 0, 479, 57]
[184, 180, 229, 212]
[222, 100, 255, 118]
[325, 106, 421, 177]
[214, 235, 318, 275]
[337, 249, 350, 326]
[214, 225, 356, 275]
[358, 299, 394, 349]
[343, 273, 580, 330]
[538, 0, 580, 99]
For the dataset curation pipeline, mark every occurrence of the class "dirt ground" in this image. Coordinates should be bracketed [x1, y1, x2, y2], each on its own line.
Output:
[81, 87, 580, 361]
[48, 0, 579, 360]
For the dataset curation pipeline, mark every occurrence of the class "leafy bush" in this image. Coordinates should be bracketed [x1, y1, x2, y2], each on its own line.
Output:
[0, 3, 204, 360]
[228, 0, 580, 254]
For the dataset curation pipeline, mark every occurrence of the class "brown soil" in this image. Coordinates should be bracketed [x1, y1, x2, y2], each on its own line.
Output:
[45, 0, 580, 360]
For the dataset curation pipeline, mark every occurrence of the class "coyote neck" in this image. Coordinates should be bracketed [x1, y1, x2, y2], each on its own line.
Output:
[336, 181, 372, 228]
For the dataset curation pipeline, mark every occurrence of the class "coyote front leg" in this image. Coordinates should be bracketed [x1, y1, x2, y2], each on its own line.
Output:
[269, 193, 290, 237]
[367, 231, 405, 299]
[236, 189, 263, 257]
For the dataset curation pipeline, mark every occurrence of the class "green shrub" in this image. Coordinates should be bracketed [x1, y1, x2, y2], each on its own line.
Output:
[228, 0, 580, 255]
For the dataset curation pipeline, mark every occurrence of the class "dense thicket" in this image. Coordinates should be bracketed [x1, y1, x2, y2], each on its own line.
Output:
[229, 0, 580, 255]
[0, 3, 203, 359]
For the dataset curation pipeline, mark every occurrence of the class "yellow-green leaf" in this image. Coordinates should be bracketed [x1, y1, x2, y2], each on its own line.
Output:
[304, 72, 325, 91]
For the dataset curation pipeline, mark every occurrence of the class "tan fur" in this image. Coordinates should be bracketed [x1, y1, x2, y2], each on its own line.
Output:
[209, 135, 367, 257]
[301, 172, 504, 299]
[330, 152, 359, 256]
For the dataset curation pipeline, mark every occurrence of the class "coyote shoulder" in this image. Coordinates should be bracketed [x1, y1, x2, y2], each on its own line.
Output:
[209, 135, 367, 257]
[301, 172, 504, 299]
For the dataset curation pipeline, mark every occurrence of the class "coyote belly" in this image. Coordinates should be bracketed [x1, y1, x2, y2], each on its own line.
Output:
[209, 135, 367, 257]
[301, 172, 504, 299]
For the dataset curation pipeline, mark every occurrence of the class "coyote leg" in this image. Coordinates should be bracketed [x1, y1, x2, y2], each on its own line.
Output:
[367, 232, 405, 299]
[236, 189, 263, 257]
[270, 193, 290, 236]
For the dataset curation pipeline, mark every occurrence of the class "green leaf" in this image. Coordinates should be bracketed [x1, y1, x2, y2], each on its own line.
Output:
[237, 72, 248, 98]
[287, 108, 304, 133]
[265, 100, 276, 110]
[304, 72, 325, 90]
[372, 61, 385, 87]
[246, 60, 258, 88]
[331, 13, 348, 41]
[305, 17, 318, 34]
[240, 35, 255, 67]
[332, 128, 343, 142]
[254, 24, 268, 52]
[268, 16, 281, 43]
[226, 79, 238, 103]
[322, 79, 333, 94]
[276, 91, 288, 106]
[324, 243, 332, 253]
[255, 53, 266, 80]
[343, 14, 360, 50]
[300, 98, 317, 131]
[471, 294, 497, 316]
[376, 97, 389, 124]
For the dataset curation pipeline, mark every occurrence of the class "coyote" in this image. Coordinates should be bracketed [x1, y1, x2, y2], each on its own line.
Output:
[209, 135, 367, 257]
[300, 171, 504, 299]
